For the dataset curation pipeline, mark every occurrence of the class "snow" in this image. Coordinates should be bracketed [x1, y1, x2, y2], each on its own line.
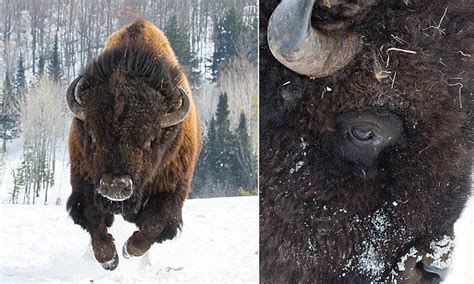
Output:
[353, 209, 391, 280]
[426, 235, 454, 270]
[0, 196, 259, 283]
[444, 196, 474, 283]
[396, 247, 421, 272]
[290, 161, 304, 174]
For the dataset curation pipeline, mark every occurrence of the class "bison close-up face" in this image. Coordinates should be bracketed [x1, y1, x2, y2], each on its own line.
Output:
[260, 0, 472, 283]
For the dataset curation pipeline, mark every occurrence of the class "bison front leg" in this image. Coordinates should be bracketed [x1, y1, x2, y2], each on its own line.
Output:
[122, 191, 184, 258]
[67, 176, 118, 270]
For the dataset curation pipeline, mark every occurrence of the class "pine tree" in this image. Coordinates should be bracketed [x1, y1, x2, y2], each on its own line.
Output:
[48, 33, 62, 82]
[237, 113, 249, 151]
[14, 53, 27, 100]
[166, 15, 200, 85]
[190, 117, 218, 198]
[0, 72, 20, 152]
[211, 6, 242, 81]
[214, 92, 232, 176]
[215, 92, 231, 127]
[239, 16, 258, 63]
[190, 93, 241, 197]
[235, 112, 256, 191]
[37, 54, 45, 77]
[11, 164, 26, 204]
[213, 92, 241, 195]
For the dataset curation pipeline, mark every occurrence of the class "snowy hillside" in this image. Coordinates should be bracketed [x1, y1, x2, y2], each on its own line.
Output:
[0, 196, 259, 283]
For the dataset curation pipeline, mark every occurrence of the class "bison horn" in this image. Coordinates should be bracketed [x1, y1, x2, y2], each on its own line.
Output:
[267, 0, 360, 78]
[160, 87, 190, 128]
[66, 76, 86, 120]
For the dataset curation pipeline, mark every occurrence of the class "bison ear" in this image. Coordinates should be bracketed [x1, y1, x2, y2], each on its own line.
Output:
[66, 76, 86, 121]
[160, 87, 190, 128]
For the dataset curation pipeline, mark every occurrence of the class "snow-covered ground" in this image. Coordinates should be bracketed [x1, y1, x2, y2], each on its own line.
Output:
[0, 196, 259, 283]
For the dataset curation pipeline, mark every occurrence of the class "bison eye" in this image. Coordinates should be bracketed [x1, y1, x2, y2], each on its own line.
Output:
[350, 127, 375, 142]
[336, 111, 403, 166]
[144, 136, 155, 152]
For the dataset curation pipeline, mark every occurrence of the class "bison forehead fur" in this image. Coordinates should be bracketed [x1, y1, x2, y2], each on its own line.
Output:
[66, 20, 200, 269]
[260, 0, 472, 283]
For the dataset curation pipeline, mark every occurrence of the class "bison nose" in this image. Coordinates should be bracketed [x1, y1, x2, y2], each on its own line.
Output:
[98, 175, 133, 201]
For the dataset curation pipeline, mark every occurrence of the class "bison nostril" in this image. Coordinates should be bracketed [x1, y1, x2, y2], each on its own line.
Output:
[98, 175, 133, 201]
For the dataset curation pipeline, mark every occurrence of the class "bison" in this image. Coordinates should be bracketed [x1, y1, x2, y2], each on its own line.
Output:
[260, 0, 472, 283]
[66, 20, 201, 270]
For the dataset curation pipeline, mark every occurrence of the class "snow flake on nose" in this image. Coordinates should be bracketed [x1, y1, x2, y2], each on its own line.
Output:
[290, 161, 304, 174]
[300, 137, 308, 150]
[426, 235, 454, 270]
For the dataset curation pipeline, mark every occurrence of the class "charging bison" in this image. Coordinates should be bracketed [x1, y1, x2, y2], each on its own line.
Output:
[66, 20, 201, 270]
[260, 0, 472, 282]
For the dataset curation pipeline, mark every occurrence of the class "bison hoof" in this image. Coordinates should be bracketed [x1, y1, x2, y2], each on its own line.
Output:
[100, 251, 119, 271]
[122, 238, 150, 258]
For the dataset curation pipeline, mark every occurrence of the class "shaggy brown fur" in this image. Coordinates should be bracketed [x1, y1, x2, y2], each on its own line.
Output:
[66, 20, 200, 270]
[260, 0, 472, 283]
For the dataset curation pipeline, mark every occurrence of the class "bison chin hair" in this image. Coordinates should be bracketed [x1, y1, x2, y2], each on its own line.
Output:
[93, 185, 144, 216]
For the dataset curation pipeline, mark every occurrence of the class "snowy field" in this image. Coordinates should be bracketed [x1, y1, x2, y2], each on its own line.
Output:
[0, 196, 259, 283]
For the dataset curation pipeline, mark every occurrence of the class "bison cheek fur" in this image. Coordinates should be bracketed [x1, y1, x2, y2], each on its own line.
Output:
[260, 0, 472, 282]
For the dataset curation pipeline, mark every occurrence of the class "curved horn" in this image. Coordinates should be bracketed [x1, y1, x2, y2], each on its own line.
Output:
[66, 76, 86, 120]
[160, 87, 190, 128]
[267, 0, 360, 78]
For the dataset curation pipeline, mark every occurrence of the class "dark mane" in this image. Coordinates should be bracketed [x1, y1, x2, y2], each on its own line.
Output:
[81, 41, 185, 97]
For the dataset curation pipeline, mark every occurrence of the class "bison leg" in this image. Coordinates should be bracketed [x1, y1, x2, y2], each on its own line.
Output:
[123, 191, 184, 258]
[67, 177, 118, 270]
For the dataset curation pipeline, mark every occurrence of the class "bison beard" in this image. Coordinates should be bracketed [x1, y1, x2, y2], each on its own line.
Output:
[66, 20, 200, 271]
[260, 0, 472, 283]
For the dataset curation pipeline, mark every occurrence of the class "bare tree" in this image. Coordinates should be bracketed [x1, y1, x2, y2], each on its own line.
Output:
[193, 81, 220, 135]
[218, 57, 258, 149]
[21, 76, 65, 204]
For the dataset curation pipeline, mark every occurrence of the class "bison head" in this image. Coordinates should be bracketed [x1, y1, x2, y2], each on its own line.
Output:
[66, 43, 189, 214]
[260, 0, 472, 282]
